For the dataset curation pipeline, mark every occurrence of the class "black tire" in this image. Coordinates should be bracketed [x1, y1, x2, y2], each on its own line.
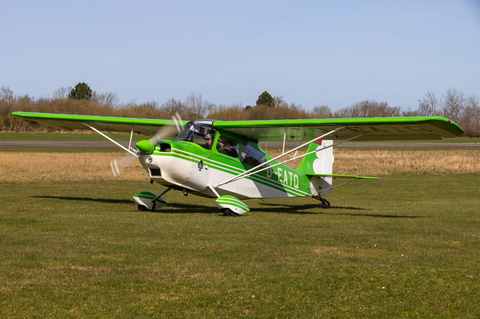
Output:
[222, 208, 239, 217]
[138, 205, 149, 211]
[321, 200, 330, 208]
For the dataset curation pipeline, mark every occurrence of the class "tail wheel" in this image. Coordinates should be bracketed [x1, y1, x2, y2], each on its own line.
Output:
[322, 200, 330, 208]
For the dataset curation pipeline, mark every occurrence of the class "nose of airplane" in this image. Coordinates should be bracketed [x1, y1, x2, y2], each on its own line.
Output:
[136, 139, 155, 153]
[139, 149, 194, 188]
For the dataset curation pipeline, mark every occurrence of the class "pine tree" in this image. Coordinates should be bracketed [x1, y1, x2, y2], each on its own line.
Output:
[256, 91, 274, 107]
[68, 82, 93, 101]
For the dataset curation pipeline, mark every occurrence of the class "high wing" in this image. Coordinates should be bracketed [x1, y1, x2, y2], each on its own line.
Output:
[213, 117, 464, 141]
[12, 112, 187, 139]
[12, 112, 464, 142]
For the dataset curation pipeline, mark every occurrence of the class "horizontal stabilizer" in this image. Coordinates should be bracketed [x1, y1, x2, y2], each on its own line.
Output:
[307, 174, 379, 180]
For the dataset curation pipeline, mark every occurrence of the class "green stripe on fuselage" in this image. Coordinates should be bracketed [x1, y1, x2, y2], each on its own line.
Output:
[152, 142, 311, 197]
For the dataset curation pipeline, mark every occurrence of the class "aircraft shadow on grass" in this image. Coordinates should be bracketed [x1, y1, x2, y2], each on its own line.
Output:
[31, 195, 133, 204]
[31, 196, 421, 218]
[258, 203, 421, 218]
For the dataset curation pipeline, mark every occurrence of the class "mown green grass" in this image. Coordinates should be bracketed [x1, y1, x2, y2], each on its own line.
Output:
[1, 174, 479, 317]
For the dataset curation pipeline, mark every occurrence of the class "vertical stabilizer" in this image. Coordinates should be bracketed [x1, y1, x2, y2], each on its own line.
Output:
[296, 140, 334, 195]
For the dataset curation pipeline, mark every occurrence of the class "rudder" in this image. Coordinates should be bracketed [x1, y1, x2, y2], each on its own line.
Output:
[296, 140, 334, 195]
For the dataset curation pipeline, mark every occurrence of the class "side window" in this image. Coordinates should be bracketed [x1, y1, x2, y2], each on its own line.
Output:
[216, 136, 239, 159]
[241, 142, 266, 167]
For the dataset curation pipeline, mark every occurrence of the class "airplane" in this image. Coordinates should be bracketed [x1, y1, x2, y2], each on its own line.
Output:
[12, 111, 464, 216]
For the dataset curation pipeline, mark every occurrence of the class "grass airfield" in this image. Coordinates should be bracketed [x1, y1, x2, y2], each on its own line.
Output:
[1, 147, 479, 317]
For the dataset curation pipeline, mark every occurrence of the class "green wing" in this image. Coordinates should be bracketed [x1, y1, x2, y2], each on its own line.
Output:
[12, 112, 185, 137]
[13, 112, 464, 142]
[213, 117, 464, 141]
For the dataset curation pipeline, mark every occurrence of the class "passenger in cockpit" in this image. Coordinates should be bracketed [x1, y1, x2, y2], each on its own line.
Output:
[218, 140, 238, 158]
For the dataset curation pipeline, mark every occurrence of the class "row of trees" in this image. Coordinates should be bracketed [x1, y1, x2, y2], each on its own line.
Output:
[1, 84, 479, 136]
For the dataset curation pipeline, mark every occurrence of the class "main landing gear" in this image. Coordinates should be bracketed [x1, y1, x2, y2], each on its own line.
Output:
[313, 195, 331, 208]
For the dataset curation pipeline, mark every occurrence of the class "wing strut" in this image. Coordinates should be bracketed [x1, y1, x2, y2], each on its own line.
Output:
[250, 134, 365, 177]
[128, 125, 134, 151]
[222, 133, 365, 185]
[104, 128, 136, 152]
[83, 122, 138, 157]
[215, 126, 346, 188]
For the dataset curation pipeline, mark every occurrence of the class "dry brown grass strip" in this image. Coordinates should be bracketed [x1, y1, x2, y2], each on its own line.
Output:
[256, 149, 479, 175]
[1, 152, 145, 182]
[333, 149, 479, 175]
[1, 149, 478, 182]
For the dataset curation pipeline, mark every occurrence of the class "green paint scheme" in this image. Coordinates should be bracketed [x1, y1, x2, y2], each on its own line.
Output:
[134, 191, 166, 203]
[11, 112, 187, 138]
[12, 112, 464, 142]
[213, 116, 464, 142]
[216, 195, 250, 211]
[136, 140, 155, 153]
[11, 112, 465, 203]
[156, 139, 311, 198]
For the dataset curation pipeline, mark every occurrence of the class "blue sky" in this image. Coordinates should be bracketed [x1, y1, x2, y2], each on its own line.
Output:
[2, 0, 480, 112]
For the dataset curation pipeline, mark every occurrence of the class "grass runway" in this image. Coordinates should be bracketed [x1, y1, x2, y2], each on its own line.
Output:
[1, 173, 479, 317]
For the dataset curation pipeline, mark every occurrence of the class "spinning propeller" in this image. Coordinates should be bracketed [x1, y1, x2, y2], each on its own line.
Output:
[110, 113, 183, 177]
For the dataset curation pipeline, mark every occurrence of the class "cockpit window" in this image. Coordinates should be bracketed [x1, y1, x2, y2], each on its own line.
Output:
[174, 120, 214, 146]
[241, 142, 266, 167]
[216, 136, 239, 159]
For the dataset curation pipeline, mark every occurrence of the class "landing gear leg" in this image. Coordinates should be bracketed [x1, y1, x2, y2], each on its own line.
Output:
[313, 195, 331, 208]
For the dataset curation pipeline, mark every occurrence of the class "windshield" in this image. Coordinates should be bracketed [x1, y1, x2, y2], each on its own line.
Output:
[174, 120, 214, 145]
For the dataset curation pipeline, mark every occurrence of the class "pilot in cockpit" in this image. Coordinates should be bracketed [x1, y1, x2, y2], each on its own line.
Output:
[204, 134, 213, 150]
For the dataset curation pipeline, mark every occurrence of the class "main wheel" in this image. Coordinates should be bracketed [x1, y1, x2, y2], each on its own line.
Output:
[321, 199, 330, 208]
[222, 208, 239, 217]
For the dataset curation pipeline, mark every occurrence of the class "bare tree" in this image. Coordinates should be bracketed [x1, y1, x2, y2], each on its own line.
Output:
[442, 88, 465, 122]
[461, 95, 480, 131]
[418, 91, 439, 116]
[184, 91, 209, 119]
[312, 105, 332, 118]
[0, 85, 14, 102]
[91, 91, 119, 107]
[334, 100, 400, 118]
[161, 98, 184, 117]
[52, 87, 72, 99]
[273, 96, 289, 108]
[401, 107, 419, 117]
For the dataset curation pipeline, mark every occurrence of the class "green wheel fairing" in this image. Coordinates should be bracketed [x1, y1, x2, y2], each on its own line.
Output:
[133, 191, 167, 204]
[133, 195, 167, 204]
[216, 196, 250, 212]
[216, 195, 250, 214]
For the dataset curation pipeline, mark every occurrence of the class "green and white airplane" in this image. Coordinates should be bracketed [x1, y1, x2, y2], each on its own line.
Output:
[12, 112, 464, 216]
